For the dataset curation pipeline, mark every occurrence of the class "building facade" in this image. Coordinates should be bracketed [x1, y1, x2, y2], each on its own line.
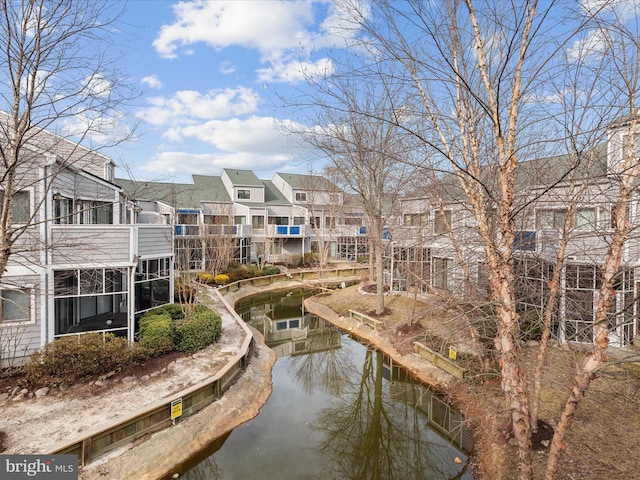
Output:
[386, 117, 640, 347]
[117, 170, 370, 271]
[1, 129, 174, 367]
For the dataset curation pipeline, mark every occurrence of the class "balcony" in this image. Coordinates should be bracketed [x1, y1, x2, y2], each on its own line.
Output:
[173, 224, 251, 237]
[50, 224, 173, 266]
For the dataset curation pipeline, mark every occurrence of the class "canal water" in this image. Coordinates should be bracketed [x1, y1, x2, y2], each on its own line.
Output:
[178, 287, 473, 480]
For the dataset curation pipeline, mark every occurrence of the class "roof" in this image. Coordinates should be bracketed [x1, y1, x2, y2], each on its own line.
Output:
[275, 172, 338, 191]
[222, 168, 262, 187]
[115, 176, 231, 209]
[234, 179, 290, 208]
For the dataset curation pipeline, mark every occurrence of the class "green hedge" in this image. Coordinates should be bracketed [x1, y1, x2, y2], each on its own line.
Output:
[23, 333, 148, 387]
[175, 307, 223, 353]
[262, 265, 280, 275]
[139, 313, 175, 356]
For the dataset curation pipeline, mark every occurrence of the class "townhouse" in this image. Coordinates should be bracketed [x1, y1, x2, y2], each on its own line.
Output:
[388, 116, 639, 347]
[116, 170, 369, 270]
[1, 127, 174, 367]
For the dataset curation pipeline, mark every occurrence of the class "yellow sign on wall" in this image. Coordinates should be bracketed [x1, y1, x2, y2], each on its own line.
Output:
[171, 398, 183, 419]
[449, 347, 457, 360]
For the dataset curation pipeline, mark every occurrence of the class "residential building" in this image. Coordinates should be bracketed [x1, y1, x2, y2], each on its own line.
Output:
[386, 116, 639, 347]
[116, 170, 369, 271]
[1, 127, 174, 366]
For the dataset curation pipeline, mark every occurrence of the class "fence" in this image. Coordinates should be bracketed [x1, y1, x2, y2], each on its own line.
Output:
[216, 266, 369, 296]
[50, 292, 253, 465]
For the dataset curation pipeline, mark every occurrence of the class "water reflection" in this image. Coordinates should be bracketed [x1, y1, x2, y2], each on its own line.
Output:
[178, 288, 473, 480]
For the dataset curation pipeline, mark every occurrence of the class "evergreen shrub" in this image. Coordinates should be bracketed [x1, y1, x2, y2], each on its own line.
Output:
[175, 307, 223, 353]
[23, 333, 148, 387]
[139, 313, 175, 356]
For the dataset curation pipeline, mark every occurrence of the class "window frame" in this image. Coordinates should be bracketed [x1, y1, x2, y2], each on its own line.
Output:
[237, 189, 251, 200]
[0, 287, 33, 324]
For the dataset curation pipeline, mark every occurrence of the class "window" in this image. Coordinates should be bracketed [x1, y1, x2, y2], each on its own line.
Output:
[329, 193, 340, 203]
[234, 216, 246, 225]
[204, 215, 229, 225]
[536, 209, 566, 230]
[295, 192, 307, 202]
[432, 257, 451, 289]
[177, 213, 198, 225]
[1, 288, 31, 322]
[54, 196, 74, 224]
[0, 190, 30, 224]
[104, 162, 114, 182]
[537, 208, 596, 230]
[576, 208, 596, 229]
[78, 200, 112, 224]
[268, 216, 289, 225]
[293, 216, 305, 225]
[404, 213, 428, 227]
[311, 216, 321, 228]
[237, 189, 250, 200]
[252, 215, 265, 228]
[434, 210, 452, 234]
[610, 205, 631, 229]
[325, 216, 335, 228]
[344, 216, 363, 226]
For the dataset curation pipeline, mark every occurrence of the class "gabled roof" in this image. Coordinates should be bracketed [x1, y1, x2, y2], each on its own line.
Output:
[223, 168, 262, 187]
[275, 172, 338, 191]
[116, 176, 231, 209]
[234, 179, 290, 208]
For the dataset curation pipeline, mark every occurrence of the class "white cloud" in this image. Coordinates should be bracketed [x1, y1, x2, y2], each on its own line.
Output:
[141, 75, 163, 89]
[153, 1, 316, 58]
[219, 61, 236, 75]
[139, 115, 310, 175]
[152, 1, 353, 84]
[165, 115, 299, 151]
[137, 86, 260, 126]
[84, 73, 112, 98]
[62, 110, 133, 147]
[257, 57, 334, 83]
[569, 0, 640, 60]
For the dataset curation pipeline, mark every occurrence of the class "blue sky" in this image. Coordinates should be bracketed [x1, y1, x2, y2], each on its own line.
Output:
[112, 0, 349, 183]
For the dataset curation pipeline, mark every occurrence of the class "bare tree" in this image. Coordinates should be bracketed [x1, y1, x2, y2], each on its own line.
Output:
[0, 0, 133, 277]
[297, 67, 414, 315]
[322, 1, 621, 478]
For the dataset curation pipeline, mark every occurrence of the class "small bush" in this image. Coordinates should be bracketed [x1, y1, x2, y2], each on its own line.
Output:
[302, 252, 318, 267]
[139, 313, 175, 356]
[175, 307, 223, 353]
[262, 265, 281, 275]
[148, 303, 185, 321]
[197, 272, 216, 284]
[214, 274, 230, 285]
[23, 333, 148, 387]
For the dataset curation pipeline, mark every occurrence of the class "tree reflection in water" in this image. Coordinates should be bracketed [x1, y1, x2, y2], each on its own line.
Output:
[308, 349, 471, 480]
[179, 288, 471, 480]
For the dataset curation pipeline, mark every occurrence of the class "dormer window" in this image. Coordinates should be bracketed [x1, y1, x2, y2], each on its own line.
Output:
[237, 189, 250, 200]
[295, 192, 307, 202]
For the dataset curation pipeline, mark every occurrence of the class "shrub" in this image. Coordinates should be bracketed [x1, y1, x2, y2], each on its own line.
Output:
[175, 307, 223, 353]
[262, 265, 281, 275]
[139, 313, 175, 356]
[148, 303, 185, 321]
[214, 274, 230, 285]
[23, 333, 148, 387]
[302, 252, 318, 267]
[197, 272, 216, 284]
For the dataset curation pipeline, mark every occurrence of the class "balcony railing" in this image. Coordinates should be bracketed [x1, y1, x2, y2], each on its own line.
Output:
[50, 224, 172, 265]
[173, 224, 251, 237]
